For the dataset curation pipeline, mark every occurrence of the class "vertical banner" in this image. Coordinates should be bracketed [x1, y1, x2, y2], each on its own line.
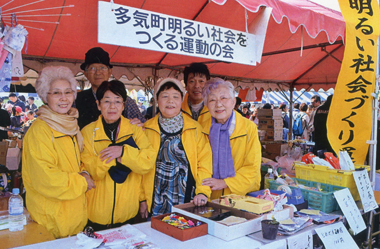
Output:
[327, 0, 380, 164]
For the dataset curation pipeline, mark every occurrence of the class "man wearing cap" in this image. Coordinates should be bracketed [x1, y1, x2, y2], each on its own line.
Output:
[7, 93, 25, 111]
[181, 63, 211, 128]
[26, 96, 38, 112]
[76, 47, 146, 129]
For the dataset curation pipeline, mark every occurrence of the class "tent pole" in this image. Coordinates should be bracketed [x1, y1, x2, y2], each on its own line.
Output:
[366, 5, 380, 246]
[289, 83, 294, 140]
[152, 68, 158, 117]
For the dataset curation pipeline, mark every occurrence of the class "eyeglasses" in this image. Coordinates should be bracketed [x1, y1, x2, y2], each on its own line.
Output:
[100, 100, 124, 108]
[47, 90, 75, 98]
[86, 66, 109, 73]
[207, 97, 232, 105]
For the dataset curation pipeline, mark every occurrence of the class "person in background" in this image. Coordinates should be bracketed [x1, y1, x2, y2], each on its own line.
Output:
[308, 95, 321, 140]
[18, 95, 26, 105]
[234, 97, 244, 117]
[22, 110, 36, 134]
[0, 107, 11, 141]
[279, 103, 289, 129]
[76, 47, 145, 129]
[10, 106, 24, 129]
[26, 96, 38, 112]
[0, 97, 3, 109]
[140, 78, 212, 218]
[292, 102, 300, 120]
[22, 66, 95, 238]
[138, 101, 147, 116]
[181, 63, 211, 127]
[297, 103, 310, 140]
[201, 78, 261, 200]
[7, 93, 25, 111]
[81, 80, 155, 231]
[250, 107, 259, 125]
[313, 95, 334, 155]
[242, 104, 251, 119]
[5, 104, 13, 116]
[145, 98, 158, 120]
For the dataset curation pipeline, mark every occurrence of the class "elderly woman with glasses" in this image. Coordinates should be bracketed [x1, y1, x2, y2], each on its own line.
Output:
[80, 80, 155, 231]
[22, 66, 95, 238]
[201, 78, 261, 200]
[139, 78, 212, 218]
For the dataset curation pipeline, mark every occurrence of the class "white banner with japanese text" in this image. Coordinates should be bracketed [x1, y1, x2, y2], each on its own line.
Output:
[98, 1, 268, 66]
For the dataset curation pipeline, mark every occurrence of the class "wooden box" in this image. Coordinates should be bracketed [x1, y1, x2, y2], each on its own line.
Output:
[151, 212, 208, 241]
[173, 202, 262, 241]
[257, 109, 282, 118]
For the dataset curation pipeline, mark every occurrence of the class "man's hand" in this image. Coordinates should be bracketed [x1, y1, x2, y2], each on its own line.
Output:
[130, 118, 144, 127]
[79, 172, 96, 192]
[191, 194, 208, 206]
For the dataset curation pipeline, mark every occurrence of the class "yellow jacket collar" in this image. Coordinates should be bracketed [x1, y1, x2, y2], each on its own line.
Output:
[51, 128, 70, 138]
[181, 93, 210, 116]
[93, 115, 133, 141]
[203, 110, 247, 139]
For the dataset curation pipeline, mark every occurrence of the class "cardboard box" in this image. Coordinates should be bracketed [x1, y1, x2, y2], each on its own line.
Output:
[257, 109, 282, 118]
[0, 142, 8, 166]
[151, 212, 208, 241]
[173, 202, 262, 241]
[173, 202, 293, 241]
[6, 148, 21, 170]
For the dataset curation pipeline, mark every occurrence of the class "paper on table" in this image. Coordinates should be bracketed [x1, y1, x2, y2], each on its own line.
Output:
[353, 170, 378, 213]
[259, 239, 287, 249]
[299, 209, 320, 216]
[333, 188, 366, 235]
[286, 231, 313, 249]
[280, 218, 295, 225]
[315, 222, 359, 249]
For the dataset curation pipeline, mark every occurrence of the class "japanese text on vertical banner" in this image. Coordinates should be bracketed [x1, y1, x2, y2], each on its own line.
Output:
[97, 1, 264, 66]
[327, 0, 380, 163]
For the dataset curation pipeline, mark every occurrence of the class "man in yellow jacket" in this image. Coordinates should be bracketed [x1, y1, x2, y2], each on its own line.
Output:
[181, 63, 212, 128]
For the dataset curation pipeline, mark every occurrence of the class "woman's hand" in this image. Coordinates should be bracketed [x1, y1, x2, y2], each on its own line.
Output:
[139, 201, 149, 219]
[202, 178, 227, 191]
[191, 194, 208, 206]
[99, 146, 123, 163]
[79, 172, 96, 192]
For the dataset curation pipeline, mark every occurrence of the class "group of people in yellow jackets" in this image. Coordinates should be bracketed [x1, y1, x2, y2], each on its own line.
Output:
[21, 56, 261, 238]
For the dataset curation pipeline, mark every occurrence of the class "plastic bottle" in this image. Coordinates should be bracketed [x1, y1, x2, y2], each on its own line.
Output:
[8, 188, 24, 232]
[264, 168, 274, 189]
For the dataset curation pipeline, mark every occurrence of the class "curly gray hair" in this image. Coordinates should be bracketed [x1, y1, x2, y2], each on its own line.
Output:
[35, 66, 77, 103]
[202, 77, 235, 103]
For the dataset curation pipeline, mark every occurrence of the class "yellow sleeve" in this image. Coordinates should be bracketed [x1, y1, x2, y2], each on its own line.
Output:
[22, 124, 87, 200]
[80, 128, 114, 181]
[194, 129, 213, 199]
[119, 126, 156, 175]
[224, 123, 261, 194]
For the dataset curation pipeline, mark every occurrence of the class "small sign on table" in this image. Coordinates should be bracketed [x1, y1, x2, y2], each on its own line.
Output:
[315, 222, 359, 249]
[353, 170, 378, 213]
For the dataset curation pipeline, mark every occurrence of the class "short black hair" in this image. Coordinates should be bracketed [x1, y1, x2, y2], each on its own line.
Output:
[279, 103, 287, 111]
[157, 82, 183, 99]
[18, 95, 26, 102]
[9, 93, 17, 97]
[263, 103, 272, 109]
[27, 110, 35, 116]
[28, 96, 34, 101]
[311, 95, 321, 103]
[300, 103, 308, 111]
[293, 103, 300, 109]
[183, 63, 210, 86]
[96, 80, 127, 102]
[235, 97, 242, 106]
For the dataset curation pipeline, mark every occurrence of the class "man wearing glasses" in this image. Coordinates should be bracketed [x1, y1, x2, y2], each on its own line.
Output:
[76, 47, 145, 129]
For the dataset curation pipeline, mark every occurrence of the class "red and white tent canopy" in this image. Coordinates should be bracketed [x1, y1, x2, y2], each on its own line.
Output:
[2, 0, 345, 90]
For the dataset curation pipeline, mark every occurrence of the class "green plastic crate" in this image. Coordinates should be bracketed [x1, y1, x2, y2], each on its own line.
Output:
[269, 178, 346, 213]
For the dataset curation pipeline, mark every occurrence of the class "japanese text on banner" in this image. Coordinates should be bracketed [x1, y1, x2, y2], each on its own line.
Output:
[327, 0, 380, 163]
[97, 1, 267, 66]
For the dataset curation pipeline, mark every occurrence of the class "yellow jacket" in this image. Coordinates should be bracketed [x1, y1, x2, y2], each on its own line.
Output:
[81, 116, 155, 225]
[181, 93, 211, 128]
[142, 113, 212, 212]
[22, 118, 87, 238]
[203, 111, 261, 200]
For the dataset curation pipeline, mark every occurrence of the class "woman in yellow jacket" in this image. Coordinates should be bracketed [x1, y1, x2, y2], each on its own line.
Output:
[140, 78, 212, 218]
[81, 80, 155, 231]
[201, 78, 261, 200]
[22, 66, 95, 238]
